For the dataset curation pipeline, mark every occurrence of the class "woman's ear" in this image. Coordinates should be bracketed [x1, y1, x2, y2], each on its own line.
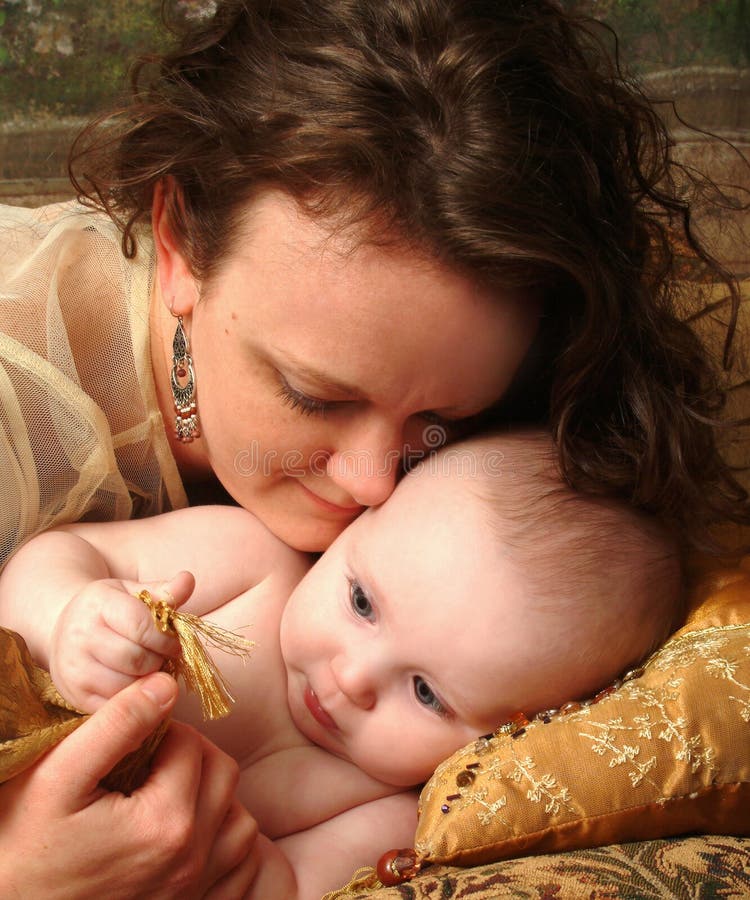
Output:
[152, 178, 199, 317]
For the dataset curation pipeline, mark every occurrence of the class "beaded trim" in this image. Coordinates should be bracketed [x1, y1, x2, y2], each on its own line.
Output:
[437, 665, 645, 814]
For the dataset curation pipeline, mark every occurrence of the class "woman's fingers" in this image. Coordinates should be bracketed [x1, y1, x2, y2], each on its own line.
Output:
[143, 718, 205, 812]
[193, 731, 241, 840]
[203, 829, 263, 900]
[202, 801, 260, 898]
[143, 722, 259, 895]
[48, 672, 179, 808]
[2, 676, 255, 899]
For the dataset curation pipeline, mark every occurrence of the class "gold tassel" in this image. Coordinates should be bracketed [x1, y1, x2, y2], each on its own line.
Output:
[136, 590, 254, 720]
[320, 867, 382, 899]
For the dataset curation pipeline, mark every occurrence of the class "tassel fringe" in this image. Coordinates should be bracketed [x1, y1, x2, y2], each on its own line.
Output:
[320, 867, 383, 899]
[137, 590, 255, 720]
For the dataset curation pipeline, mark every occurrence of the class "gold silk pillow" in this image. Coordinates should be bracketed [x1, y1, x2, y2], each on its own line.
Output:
[414, 560, 750, 866]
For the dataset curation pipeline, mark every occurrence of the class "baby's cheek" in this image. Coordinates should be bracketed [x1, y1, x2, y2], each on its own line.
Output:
[370, 741, 445, 788]
[410, 729, 479, 783]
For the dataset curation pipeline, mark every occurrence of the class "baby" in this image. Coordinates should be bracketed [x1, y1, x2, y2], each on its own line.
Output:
[0, 431, 682, 899]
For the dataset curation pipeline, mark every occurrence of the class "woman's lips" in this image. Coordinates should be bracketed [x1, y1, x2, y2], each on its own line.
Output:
[304, 685, 338, 731]
[297, 481, 363, 516]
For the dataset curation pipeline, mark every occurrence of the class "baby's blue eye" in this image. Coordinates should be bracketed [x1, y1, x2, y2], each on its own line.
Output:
[414, 676, 447, 715]
[349, 580, 374, 620]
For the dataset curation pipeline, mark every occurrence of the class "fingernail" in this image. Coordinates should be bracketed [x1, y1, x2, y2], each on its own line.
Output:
[139, 672, 177, 709]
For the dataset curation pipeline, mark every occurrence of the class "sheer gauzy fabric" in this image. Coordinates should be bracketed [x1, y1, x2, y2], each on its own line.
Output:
[0, 201, 187, 570]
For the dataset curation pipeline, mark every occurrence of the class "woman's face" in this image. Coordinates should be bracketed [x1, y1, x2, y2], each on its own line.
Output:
[155, 190, 539, 551]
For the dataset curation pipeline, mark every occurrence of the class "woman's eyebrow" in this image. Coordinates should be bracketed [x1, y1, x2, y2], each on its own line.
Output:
[272, 347, 487, 420]
[272, 347, 366, 398]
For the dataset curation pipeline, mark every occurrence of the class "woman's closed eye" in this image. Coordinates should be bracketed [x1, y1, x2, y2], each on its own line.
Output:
[349, 579, 375, 621]
[414, 676, 449, 717]
[277, 376, 336, 417]
[418, 409, 454, 430]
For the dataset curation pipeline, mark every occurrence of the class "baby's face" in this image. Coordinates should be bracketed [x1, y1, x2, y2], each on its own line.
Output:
[279, 457, 568, 787]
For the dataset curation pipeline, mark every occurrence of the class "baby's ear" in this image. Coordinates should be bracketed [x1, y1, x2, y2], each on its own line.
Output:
[152, 177, 199, 316]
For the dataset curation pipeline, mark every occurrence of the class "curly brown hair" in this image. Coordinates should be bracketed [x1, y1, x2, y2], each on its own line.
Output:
[69, 0, 749, 550]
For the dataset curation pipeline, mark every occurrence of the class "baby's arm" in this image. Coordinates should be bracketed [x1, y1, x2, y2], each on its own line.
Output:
[247, 791, 420, 900]
[0, 523, 175, 707]
[0, 506, 303, 710]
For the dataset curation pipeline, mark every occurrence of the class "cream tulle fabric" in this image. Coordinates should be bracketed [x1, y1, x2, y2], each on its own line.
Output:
[0, 201, 187, 570]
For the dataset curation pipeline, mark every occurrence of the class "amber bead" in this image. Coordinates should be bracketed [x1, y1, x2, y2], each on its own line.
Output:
[594, 685, 616, 703]
[456, 769, 476, 787]
[623, 667, 645, 682]
[376, 848, 421, 886]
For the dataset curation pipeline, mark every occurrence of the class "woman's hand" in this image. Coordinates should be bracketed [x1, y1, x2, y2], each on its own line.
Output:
[48, 572, 194, 711]
[0, 672, 260, 899]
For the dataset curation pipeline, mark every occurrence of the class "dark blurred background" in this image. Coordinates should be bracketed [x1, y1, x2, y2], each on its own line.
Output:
[0, 0, 747, 275]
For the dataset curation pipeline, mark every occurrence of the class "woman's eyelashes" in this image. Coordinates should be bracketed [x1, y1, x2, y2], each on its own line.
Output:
[418, 409, 454, 431]
[277, 377, 333, 417]
[348, 579, 375, 621]
[414, 676, 449, 717]
[278, 371, 466, 430]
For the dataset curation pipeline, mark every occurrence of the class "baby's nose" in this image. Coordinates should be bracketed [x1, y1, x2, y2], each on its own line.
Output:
[331, 654, 377, 710]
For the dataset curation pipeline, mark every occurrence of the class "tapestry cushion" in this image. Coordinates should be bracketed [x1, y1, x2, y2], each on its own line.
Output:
[347, 835, 750, 899]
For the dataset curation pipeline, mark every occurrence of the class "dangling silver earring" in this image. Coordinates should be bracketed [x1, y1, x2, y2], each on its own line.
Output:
[171, 315, 201, 442]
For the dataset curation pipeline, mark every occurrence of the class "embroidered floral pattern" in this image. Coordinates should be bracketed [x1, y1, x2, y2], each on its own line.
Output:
[415, 615, 750, 865]
[706, 641, 750, 722]
[579, 717, 661, 788]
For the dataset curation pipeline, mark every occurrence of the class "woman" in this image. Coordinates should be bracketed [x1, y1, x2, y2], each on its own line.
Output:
[1, 0, 746, 895]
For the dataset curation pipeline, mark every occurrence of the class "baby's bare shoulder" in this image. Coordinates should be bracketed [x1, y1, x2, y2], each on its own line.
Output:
[144, 504, 311, 591]
[200, 504, 313, 582]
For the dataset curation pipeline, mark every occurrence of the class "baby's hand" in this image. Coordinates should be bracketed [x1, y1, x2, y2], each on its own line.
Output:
[49, 572, 195, 713]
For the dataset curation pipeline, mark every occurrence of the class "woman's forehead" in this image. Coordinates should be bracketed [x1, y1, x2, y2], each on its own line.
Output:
[211, 207, 537, 414]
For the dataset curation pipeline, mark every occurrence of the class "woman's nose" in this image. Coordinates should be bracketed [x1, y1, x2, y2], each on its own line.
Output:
[326, 420, 402, 507]
[331, 653, 377, 710]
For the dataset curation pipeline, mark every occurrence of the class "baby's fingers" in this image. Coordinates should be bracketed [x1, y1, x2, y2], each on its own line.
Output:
[60, 660, 142, 712]
[92, 629, 169, 679]
[103, 591, 181, 658]
[160, 571, 196, 609]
